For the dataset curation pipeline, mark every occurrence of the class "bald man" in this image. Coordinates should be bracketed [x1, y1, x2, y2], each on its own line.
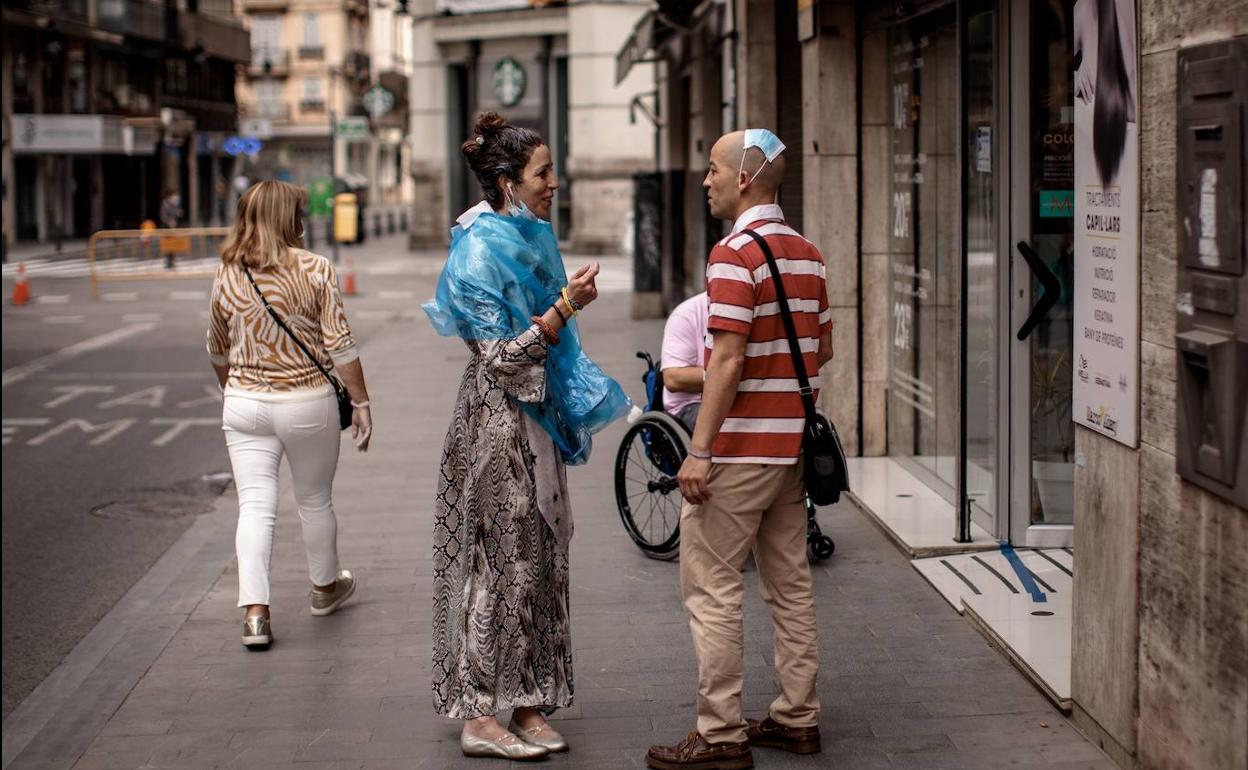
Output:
[647, 130, 832, 770]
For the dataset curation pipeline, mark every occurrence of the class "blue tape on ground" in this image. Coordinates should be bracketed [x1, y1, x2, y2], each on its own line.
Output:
[999, 541, 1047, 603]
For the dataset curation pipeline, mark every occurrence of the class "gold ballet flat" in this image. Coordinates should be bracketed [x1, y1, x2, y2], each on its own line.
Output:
[460, 730, 549, 760]
[508, 718, 569, 752]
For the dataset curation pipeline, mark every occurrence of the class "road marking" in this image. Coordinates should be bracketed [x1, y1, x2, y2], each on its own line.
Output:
[1, 323, 157, 388]
[377, 290, 415, 300]
[122, 313, 161, 324]
[99, 386, 167, 409]
[27, 418, 136, 446]
[102, 292, 140, 302]
[45, 385, 115, 408]
[171, 290, 207, 301]
[150, 418, 218, 446]
[44, 316, 85, 325]
[2, 418, 52, 445]
[44, 372, 205, 381]
[35, 295, 70, 304]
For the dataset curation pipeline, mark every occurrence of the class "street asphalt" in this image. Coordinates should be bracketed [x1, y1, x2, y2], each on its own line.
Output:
[0, 235, 424, 719]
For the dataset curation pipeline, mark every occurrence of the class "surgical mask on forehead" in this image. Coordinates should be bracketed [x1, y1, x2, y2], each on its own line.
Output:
[738, 128, 786, 186]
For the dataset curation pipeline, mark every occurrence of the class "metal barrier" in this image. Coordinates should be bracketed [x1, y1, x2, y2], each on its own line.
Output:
[88, 227, 230, 299]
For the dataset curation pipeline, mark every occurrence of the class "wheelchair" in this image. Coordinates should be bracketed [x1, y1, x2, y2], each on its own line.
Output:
[613, 351, 835, 563]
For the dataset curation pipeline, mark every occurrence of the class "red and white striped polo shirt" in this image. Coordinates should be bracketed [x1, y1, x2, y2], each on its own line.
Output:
[705, 204, 832, 464]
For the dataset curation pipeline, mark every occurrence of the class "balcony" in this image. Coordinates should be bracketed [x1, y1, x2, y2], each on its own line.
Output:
[248, 48, 291, 77]
[96, 0, 169, 42]
[299, 99, 326, 114]
[197, 0, 234, 19]
[246, 102, 292, 121]
[180, 8, 250, 63]
[242, 0, 289, 10]
[5, 0, 89, 23]
[297, 45, 325, 61]
[341, 51, 370, 80]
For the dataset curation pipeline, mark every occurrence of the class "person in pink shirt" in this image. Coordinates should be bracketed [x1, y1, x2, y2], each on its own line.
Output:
[661, 291, 710, 432]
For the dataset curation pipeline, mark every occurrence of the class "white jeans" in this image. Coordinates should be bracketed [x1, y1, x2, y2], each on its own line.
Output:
[223, 392, 341, 607]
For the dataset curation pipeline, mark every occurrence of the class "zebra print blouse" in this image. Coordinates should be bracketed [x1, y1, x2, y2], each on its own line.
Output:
[206, 250, 358, 393]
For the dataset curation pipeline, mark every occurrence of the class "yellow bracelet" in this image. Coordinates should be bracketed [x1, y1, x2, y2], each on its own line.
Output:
[561, 286, 580, 315]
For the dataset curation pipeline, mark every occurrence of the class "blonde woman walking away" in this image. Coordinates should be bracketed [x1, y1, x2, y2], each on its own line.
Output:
[207, 180, 373, 650]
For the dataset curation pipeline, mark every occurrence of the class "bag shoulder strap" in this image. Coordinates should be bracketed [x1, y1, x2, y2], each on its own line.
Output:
[740, 228, 818, 423]
[242, 266, 340, 390]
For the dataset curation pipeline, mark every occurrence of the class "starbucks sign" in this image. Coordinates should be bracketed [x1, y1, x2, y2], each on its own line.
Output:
[493, 57, 527, 107]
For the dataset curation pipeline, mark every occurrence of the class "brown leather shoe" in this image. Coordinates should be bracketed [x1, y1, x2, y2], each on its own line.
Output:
[646, 731, 754, 770]
[745, 717, 821, 754]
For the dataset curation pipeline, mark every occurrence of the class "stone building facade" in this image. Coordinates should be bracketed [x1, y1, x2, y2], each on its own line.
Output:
[1, 0, 248, 252]
[236, 0, 373, 188]
[619, 1, 1247, 767]
[405, 0, 655, 252]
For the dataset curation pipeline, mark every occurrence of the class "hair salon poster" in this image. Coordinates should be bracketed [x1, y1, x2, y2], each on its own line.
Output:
[1072, 0, 1140, 448]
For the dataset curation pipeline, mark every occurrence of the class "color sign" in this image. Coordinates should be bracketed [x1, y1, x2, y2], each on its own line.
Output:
[335, 117, 370, 140]
[1072, 0, 1140, 448]
[1039, 190, 1074, 218]
[308, 177, 334, 217]
[363, 86, 395, 118]
[493, 57, 527, 107]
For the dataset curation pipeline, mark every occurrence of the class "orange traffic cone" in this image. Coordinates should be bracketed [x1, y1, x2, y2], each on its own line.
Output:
[11, 262, 31, 306]
[342, 255, 358, 297]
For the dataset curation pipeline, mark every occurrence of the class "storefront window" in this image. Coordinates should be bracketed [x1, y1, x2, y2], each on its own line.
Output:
[887, 7, 961, 494]
[1026, 0, 1076, 525]
[964, 4, 998, 519]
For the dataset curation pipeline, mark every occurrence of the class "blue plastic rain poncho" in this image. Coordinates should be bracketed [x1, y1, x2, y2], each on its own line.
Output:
[422, 204, 630, 465]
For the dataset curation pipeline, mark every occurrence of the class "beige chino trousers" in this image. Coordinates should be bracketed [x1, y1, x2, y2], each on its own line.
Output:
[679, 461, 821, 744]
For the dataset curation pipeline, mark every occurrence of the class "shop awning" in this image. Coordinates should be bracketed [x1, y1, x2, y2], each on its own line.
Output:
[615, 4, 702, 85]
[10, 114, 157, 156]
[616, 10, 661, 86]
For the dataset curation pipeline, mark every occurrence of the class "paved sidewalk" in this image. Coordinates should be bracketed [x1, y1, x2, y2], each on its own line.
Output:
[5, 288, 1113, 770]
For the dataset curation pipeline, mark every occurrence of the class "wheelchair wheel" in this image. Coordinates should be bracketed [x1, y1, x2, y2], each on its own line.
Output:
[614, 412, 686, 560]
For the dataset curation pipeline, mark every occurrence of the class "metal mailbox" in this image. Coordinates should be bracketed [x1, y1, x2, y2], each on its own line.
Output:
[1175, 38, 1248, 508]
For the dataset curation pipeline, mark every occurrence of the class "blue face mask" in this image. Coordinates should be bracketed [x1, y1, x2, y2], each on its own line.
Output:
[505, 184, 542, 222]
[738, 128, 786, 185]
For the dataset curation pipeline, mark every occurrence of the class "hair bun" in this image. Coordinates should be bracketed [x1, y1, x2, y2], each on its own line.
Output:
[473, 111, 508, 139]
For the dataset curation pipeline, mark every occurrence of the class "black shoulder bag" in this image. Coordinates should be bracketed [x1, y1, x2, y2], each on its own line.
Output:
[741, 229, 850, 505]
[243, 267, 353, 431]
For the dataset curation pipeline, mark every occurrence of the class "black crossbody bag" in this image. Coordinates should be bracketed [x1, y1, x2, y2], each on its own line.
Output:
[243, 267, 353, 431]
[741, 229, 850, 505]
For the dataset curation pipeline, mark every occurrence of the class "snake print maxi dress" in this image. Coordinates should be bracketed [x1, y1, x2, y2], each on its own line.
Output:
[431, 323, 574, 719]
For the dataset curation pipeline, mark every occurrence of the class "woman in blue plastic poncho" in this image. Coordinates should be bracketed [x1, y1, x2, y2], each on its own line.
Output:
[424, 112, 629, 761]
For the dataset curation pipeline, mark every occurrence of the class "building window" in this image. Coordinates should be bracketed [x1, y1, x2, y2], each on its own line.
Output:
[255, 80, 284, 119]
[300, 13, 324, 59]
[251, 15, 282, 68]
[301, 76, 325, 112]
